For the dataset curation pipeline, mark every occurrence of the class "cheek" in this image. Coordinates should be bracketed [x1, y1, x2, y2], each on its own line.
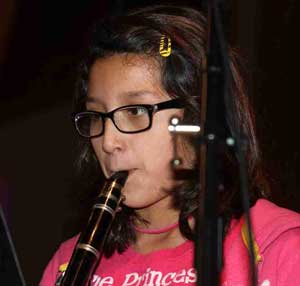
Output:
[90, 139, 106, 171]
[90, 139, 99, 159]
[139, 131, 174, 174]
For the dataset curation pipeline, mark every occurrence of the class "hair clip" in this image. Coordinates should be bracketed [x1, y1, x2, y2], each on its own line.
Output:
[159, 35, 172, 57]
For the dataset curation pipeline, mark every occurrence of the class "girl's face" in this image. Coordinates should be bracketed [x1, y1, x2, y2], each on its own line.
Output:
[87, 54, 193, 214]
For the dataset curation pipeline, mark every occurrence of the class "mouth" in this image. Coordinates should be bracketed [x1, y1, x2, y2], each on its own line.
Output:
[108, 168, 137, 178]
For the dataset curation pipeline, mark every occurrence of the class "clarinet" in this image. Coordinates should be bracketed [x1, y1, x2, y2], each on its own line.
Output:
[59, 171, 128, 286]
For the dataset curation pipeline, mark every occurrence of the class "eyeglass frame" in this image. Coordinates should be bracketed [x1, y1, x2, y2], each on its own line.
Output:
[72, 98, 184, 138]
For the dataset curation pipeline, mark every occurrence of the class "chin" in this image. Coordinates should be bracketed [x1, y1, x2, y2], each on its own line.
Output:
[122, 173, 145, 194]
[121, 186, 144, 207]
[121, 194, 149, 209]
[121, 184, 153, 209]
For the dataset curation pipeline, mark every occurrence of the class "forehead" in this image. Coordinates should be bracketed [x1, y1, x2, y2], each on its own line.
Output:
[87, 54, 167, 106]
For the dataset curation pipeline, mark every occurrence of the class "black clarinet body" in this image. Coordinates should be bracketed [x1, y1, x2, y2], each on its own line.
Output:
[60, 171, 128, 286]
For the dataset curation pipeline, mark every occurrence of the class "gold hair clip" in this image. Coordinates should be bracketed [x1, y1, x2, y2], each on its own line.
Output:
[159, 35, 172, 57]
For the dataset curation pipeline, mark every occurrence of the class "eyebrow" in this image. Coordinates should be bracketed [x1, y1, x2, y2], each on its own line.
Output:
[86, 90, 156, 104]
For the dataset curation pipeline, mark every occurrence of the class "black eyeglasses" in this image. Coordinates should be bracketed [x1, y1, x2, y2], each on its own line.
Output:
[73, 98, 184, 138]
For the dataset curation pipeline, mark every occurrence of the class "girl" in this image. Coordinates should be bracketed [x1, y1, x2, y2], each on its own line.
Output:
[40, 5, 300, 286]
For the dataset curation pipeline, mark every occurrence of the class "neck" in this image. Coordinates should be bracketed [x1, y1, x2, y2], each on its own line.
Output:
[134, 219, 180, 234]
[132, 215, 191, 254]
[133, 215, 194, 234]
[135, 203, 180, 231]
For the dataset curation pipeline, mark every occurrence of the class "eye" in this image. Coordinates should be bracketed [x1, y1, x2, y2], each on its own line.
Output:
[126, 106, 147, 116]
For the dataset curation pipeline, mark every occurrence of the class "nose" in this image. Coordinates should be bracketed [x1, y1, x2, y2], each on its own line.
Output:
[101, 118, 124, 154]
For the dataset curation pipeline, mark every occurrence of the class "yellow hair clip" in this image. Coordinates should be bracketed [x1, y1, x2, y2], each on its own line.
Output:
[159, 35, 172, 57]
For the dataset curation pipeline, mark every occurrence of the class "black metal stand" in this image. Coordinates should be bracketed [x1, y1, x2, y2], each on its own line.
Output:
[195, 1, 257, 285]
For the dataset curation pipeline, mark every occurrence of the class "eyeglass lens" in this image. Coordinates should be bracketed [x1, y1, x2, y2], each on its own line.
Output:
[76, 106, 151, 137]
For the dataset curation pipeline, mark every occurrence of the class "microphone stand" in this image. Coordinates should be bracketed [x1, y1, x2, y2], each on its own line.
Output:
[170, 1, 257, 285]
[195, 1, 228, 285]
[196, 1, 257, 285]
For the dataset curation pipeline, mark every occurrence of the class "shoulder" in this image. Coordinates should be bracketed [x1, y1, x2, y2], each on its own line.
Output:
[250, 199, 300, 251]
[50, 234, 79, 266]
[258, 225, 300, 285]
[39, 235, 78, 286]
[250, 200, 300, 285]
[222, 200, 300, 285]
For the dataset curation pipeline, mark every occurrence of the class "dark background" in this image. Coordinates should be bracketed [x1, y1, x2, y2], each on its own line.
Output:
[0, 0, 299, 285]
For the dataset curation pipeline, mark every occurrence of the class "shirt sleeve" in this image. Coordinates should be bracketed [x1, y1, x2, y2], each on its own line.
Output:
[39, 247, 62, 286]
[258, 227, 300, 285]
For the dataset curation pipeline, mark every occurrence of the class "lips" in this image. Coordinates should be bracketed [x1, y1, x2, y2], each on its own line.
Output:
[107, 168, 136, 178]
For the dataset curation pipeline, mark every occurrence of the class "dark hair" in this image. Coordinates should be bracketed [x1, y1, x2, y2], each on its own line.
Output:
[73, 5, 269, 257]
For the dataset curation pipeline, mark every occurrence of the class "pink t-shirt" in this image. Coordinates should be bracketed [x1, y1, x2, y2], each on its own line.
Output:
[40, 200, 300, 286]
